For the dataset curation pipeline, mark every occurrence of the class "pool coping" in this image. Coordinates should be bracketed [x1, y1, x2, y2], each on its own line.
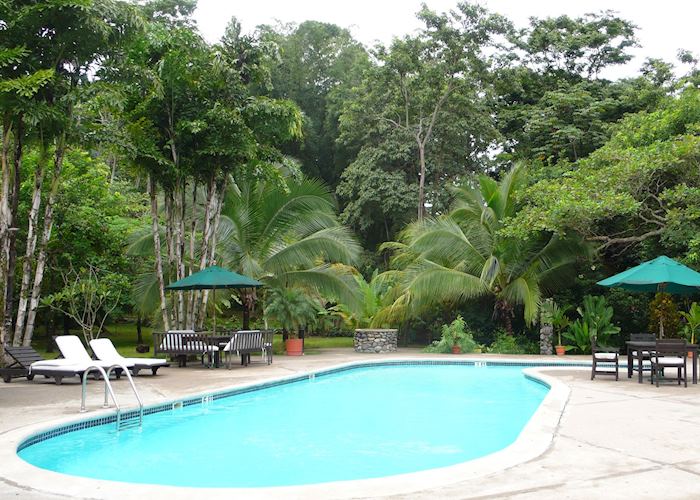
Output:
[0, 358, 579, 499]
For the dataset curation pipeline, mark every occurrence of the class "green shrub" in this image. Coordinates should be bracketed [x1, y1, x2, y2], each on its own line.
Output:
[563, 295, 621, 353]
[487, 330, 526, 354]
[424, 316, 477, 353]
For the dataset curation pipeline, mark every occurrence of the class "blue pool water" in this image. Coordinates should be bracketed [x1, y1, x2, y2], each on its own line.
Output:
[19, 364, 548, 487]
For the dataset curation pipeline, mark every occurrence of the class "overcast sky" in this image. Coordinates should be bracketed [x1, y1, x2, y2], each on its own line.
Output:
[194, 0, 699, 79]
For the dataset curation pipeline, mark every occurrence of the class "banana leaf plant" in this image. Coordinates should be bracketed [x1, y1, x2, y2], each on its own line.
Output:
[680, 302, 700, 345]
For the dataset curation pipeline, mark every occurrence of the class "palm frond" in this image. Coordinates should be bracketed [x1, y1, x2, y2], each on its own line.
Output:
[501, 273, 541, 325]
[406, 262, 487, 311]
[265, 226, 360, 273]
[274, 265, 361, 312]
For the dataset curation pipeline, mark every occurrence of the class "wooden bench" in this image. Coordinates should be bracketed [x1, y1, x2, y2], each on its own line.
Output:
[222, 330, 272, 368]
[153, 330, 219, 367]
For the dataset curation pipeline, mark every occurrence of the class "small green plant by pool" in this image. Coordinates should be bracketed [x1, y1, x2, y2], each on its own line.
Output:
[424, 316, 477, 353]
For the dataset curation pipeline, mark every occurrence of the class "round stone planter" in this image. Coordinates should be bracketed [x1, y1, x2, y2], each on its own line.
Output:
[354, 329, 398, 353]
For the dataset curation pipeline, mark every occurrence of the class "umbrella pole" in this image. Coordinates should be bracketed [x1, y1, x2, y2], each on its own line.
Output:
[212, 288, 217, 368]
[658, 283, 666, 339]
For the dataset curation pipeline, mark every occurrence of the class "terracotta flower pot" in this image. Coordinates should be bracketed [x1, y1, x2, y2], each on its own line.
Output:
[451, 345, 461, 354]
[555, 345, 566, 356]
[285, 338, 304, 356]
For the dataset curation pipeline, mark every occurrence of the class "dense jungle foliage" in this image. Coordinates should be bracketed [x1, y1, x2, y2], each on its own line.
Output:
[2, 0, 700, 358]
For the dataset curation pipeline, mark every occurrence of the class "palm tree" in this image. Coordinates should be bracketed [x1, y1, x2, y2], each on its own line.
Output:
[263, 287, 320, 338]
[129, 175, 361, 329]
[216, 175, 361, 328]
[390, 165, 589, 332]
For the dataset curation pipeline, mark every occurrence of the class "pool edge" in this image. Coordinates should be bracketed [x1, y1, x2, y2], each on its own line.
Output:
[0, 359, 576, 500]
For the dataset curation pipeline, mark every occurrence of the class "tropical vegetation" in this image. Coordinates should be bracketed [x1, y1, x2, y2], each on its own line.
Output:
[3, 0, 700, 362]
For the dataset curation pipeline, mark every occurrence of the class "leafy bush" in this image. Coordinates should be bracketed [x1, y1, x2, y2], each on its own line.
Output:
[649, 292, 681, 337]
[487, 330, 526, 354]
[680, 302, 700, 344]
[563, 295, 620, 353]
[424, 316, 477, 353]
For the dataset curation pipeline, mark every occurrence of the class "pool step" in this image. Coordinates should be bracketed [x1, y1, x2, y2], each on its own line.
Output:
[116, 413, 142, 431]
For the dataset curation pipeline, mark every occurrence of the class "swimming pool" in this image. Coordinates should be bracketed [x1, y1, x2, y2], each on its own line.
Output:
[18, 362, 549, 488]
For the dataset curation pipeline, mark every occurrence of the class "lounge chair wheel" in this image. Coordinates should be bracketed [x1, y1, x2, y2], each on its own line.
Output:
[3, 375, 11, 383]
[151, 367, 159, 375]
[55, 376, 63, 385]
[27, 374, 34, 381]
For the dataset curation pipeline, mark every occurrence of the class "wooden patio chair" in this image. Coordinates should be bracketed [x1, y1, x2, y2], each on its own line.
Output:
[591, 337, 619, 381]
[651, 339, 688, 387]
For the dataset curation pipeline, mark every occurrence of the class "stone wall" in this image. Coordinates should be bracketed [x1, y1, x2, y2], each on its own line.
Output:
[354, 329, 398, 353]
[539, 324, 554, 355]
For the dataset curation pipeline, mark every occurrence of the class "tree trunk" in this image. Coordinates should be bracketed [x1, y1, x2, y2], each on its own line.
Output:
[196, 178, 218, 329]
[242, 301, 250, 330]
[186, 183, 198, 328]
[208, 179, 225, 264]
[22, 138, 65, 346]
[164, 190, 178, 328]
[494, 299, 514, 335]
[198, 179, 226, 330]
[149, 174, 171, 331]
[175, 181, 186, 329]
[136, 314, 143, 344]
[417, 142, 426, 221]
[0, 117, 12, 360]
[3, 117, 22, 345]
[13, 145, 46, 345]
[108, 153, 117, 185]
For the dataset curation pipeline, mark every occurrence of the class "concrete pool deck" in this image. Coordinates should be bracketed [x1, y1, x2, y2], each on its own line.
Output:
[1, 349, 699, 499]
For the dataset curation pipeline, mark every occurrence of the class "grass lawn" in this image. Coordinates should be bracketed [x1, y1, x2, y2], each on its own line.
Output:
[31, 324, 353, 359]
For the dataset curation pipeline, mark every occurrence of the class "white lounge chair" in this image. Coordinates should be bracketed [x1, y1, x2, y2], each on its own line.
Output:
[90, 338, 169, 376]
[53, 335, 135, 370]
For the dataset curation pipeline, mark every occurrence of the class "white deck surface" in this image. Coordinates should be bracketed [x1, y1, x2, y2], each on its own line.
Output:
[1, 348, 699, 499]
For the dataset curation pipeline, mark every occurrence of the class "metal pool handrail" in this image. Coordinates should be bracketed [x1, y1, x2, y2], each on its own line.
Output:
[80, 364, 144, 431]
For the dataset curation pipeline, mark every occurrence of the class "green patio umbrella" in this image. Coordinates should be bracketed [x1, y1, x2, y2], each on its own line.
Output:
[597, 255, 700, 336]
[165, 266, 262, 334]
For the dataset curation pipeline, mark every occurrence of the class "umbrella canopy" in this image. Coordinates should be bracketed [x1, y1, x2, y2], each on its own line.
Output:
[165, 266, 262, 339]
[597, 256, 700, 295]
[165, 266, 262, 291]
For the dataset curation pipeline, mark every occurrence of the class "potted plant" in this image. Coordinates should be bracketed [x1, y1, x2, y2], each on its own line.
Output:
[680, 302, 700, 357]
[264, 287, 320, 356]
[542, 300, 571, 356]
[442, 316, 474, 354]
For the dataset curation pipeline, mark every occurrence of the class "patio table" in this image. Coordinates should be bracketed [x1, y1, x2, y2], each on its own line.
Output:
[626, 341, 698, 384]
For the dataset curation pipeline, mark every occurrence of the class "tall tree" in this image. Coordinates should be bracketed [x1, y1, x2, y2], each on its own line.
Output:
[122, 10, 303, 330]
[260, 21, 370, 187]
[0, 43, 54, 356]
[1, 0, 139, 347]
[386, 165, 588, 332]
[338, 2, 509, 241]
[492, 11, 665, 165]
[509, 88, 700, 258]
[217, 175, 361, 328]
